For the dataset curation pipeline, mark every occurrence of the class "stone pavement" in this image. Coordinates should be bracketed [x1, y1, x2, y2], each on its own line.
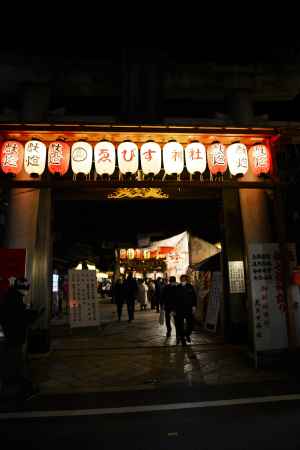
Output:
[27, 304, 297, 395]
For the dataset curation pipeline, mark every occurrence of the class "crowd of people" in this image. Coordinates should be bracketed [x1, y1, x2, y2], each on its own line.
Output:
[113, 273, 197, 346]
[0, 271, 198, 403]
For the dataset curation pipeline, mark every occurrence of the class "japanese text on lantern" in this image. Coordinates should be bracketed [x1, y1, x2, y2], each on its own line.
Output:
[26, 141, 40, 167]
[2, 142, 18, 167]
[49, 143, 64, 165]
[254, 146, 268, 168]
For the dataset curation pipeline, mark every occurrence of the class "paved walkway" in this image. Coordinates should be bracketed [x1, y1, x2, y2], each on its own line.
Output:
[27, 304, 296, 395]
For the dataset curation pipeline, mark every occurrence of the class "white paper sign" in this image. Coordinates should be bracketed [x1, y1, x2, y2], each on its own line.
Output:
[68, 269, 99, 328]
[228, 261, 245, 293]
[205, 271, 222, 332]
[249, 243, 288, 352]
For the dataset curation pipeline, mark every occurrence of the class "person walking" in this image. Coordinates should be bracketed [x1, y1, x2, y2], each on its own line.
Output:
[173, 274, 197, 346]
[161, 276, 177, 337]
[0, 277, 41, 401]
[147, 279, 156, 310]
[154, 277, 164, 313]
[123, 272, 138, 322]
[137, 279, 148, 311]
[113, 277, 125, 321]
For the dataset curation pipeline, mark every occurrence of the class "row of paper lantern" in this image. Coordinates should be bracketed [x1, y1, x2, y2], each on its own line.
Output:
[120, 247, 175, 260]
[120, 248, 151, 260]
[0, 140, 272, 177]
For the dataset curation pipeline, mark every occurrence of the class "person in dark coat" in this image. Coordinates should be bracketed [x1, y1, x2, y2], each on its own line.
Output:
[161, 276, 177, 337]
[123, 273, 138, 322]
[113, 277, 125, 321]
[154, 277, 164, 313]
[0, 277, 40, 401]
[172, 274, 197, 346]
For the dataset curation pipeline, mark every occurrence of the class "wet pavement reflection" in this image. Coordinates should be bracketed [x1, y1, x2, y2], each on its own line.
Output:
[29, 304, 295, 394]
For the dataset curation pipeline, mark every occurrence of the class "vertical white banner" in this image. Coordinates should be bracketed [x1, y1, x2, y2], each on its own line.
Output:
[68, 269, 99, 328]
[249, 243, 288, 352]
[204, 271, 222, 332]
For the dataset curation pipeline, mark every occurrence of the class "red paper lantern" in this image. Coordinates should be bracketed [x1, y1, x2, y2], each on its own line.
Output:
[249, 144, 271, 176]
[1, 140, 24, 175]
[135, 249, 142, 259]
[48, 141, 70, 176]
[207, 142, 227, 176]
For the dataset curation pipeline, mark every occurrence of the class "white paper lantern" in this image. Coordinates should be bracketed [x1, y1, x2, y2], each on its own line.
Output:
[140, 141, 161, 175]
[24, 140, 47, 176]
[127, 248, 135, 259]
[71, 141, 93, 175]
[117, 141, 139, 174]
[163, 141, 184, 175]
[185, 142, 206, 174]
[94, 141, 115, 175]
[227, 143, 248, 176]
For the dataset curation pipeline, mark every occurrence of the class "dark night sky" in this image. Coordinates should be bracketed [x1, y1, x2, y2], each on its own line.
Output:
[53, 199, 222, 257]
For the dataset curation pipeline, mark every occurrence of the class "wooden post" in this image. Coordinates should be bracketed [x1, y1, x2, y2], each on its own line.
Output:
[274, 185, 297, 351]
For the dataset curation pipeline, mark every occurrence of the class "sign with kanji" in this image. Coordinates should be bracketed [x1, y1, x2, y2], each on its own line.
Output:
[68, 269, 99, 328]
[228, 261, 246, 293]
[249, 243, 288, 352]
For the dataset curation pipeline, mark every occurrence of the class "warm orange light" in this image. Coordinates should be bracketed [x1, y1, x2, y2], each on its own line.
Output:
[207, 142, 227, 176]
[249, 144, 271, 176]
[0, 140, 24, 175]
[48, 141, 70, 176]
